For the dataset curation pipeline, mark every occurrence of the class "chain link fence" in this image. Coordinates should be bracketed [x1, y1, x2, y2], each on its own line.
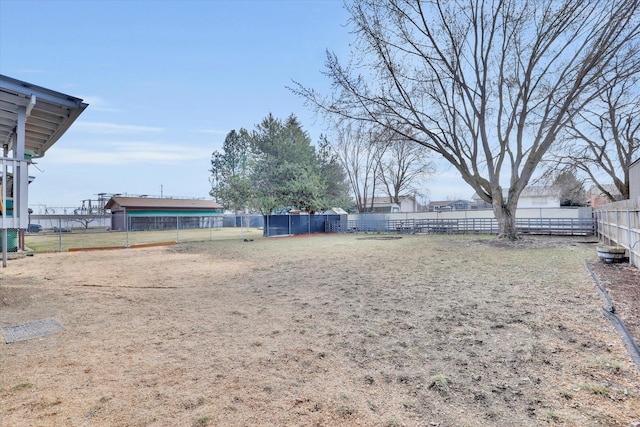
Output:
[24, 214, 264, 252]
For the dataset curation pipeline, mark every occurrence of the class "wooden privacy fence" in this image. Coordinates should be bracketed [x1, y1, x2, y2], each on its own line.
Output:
[593, 199, 640, 268]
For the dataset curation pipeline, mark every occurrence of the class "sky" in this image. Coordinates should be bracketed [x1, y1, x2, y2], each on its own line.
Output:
[0, 0, 471, 212]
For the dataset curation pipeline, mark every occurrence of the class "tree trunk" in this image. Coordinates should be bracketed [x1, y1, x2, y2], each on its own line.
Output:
[492, 191, 519, 240]
[493, 205, 519, 240]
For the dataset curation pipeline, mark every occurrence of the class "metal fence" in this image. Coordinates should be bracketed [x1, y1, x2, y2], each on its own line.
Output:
[327, 217, 596, 236]
[263, 215, 342, 237]
[23, 214, 265, 252]
[593, 199, 640, 267]
[26, 212, 597, 252]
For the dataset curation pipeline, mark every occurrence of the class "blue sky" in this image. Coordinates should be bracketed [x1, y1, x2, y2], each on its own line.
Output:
[0, 0, 469, 211]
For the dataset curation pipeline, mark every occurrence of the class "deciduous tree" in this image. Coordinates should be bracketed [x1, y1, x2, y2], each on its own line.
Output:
[550, 72, 640, 202]
[294, 0, 640, 239]
[321, 121, 387, 212]
[377, 129, 435, 206]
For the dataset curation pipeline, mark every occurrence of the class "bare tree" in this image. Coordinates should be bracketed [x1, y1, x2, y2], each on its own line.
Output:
[294, 0, 640, 239]
[551, 72, 640, 202]
[71, 215, 100, 230]
[325, 121, 388, 212]
[377, 131, 435, 205]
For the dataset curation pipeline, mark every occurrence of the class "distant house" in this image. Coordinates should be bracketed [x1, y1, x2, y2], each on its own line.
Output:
[517, 186, 562, 208]
[470, 194, 493, 209]
[590, 184, 624, 207]
[427, 200, 474, 212]
[470, 186, 562, 209]
[104, 196, 223, 231]
[630, 158, 640, 201]
[426, 186, 565, 213]
[362, 196, 418, 213]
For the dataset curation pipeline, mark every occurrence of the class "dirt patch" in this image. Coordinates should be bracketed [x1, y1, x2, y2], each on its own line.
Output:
[588, 259, 640, 351]
[0, 235, 639, 426]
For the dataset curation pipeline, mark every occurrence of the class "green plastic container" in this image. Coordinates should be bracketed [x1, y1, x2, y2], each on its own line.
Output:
[0, 229, 18, 252]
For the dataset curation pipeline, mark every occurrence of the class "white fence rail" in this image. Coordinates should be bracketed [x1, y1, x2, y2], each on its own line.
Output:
[593, 198, 640, 267]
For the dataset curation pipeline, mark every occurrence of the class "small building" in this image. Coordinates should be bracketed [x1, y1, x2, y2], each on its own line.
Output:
[104, 196, 223, 231]
[321, 207, 348, 215]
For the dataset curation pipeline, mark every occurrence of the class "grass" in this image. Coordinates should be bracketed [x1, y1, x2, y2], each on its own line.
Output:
[10, 383, 33, 392]
[3, 234, 638, 426]
[192, 415, 211, 427]
[587, 356, 623, 374]
[335, 393, 355, 418]
[24, 227, 263, 252]
[546, 410, 561, 422]
[579, 382, 610, 397]
[428, 375, 450, 393]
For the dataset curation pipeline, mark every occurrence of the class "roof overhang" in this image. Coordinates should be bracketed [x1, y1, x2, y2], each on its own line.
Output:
[0, 74, 88, 157]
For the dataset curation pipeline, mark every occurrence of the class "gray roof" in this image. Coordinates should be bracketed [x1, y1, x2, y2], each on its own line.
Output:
[0, 75, 88, 158]
[105, 196, 222, 211]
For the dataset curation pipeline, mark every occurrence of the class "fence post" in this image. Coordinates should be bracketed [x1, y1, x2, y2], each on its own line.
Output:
[58, 217, 62, 252]
[176, 216, 180, 243]
[628, 209, 632, 265]
[616, 209, 620, 246]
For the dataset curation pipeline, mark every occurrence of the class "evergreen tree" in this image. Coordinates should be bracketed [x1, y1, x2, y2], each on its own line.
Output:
[209, 129, 252, 213]
[211, 114, 351, 214]
[553, 170, 587, 207]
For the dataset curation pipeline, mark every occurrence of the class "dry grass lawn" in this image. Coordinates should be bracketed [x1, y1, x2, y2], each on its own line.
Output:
[1, 234, 639, 426]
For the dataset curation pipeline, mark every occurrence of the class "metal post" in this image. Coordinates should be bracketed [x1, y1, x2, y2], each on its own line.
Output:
[2, 229, 7, 268]
[58, 217, 62, 252]
[176, 216, 180, 243]
[1, 155, 6, 267]
[125, 213, 129, 248]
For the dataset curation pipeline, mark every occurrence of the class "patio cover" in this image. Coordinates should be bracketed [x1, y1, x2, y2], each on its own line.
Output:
[0, 74, 88, 157]
[0, 75, 88, 266]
